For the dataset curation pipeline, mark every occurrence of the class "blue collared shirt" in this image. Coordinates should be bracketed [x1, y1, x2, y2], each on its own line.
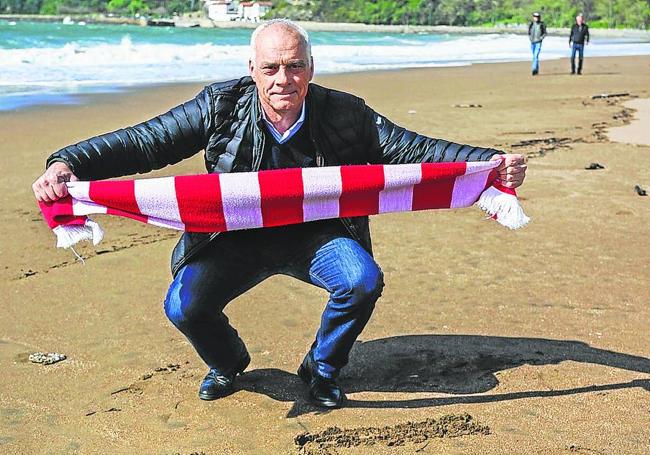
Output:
[261, 102, 306, 144]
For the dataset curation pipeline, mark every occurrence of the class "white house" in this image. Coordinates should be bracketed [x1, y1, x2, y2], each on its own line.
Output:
[205, 0, 272, 22]
[205, 0, 239, 21]
[239, 1, 273, 22]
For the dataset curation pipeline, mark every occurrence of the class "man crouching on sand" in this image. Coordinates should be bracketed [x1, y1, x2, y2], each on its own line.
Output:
[32, 19, 527, 409]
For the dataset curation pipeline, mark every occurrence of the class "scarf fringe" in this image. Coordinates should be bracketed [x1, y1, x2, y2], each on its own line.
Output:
[477, 186, 531, 230]
[52, 218, 104, 249]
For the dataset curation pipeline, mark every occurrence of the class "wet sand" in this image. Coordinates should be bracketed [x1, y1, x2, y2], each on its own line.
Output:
[1, 55, 649, 454]
[609, 98, 650, 146]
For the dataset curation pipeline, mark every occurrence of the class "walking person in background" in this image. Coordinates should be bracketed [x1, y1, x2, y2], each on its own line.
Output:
[570, 14, 590, 75]
[528, 12, 547, 76]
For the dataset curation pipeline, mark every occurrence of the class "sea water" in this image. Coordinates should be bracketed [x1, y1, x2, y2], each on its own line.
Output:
[1, 20, 649, 110]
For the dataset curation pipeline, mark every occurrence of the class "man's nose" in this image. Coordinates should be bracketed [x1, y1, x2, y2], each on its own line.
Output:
[275, 66, 291, 85]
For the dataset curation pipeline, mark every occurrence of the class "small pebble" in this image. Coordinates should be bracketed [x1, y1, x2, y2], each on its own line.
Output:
[29, 352, 66, 365]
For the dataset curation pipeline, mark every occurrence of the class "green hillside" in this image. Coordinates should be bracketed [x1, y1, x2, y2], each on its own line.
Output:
[269, 0, 650, 29]
[2, 0, 648, 29]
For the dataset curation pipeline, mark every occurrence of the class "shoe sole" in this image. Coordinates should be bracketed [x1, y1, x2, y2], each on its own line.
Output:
[199, 353, 251, 401]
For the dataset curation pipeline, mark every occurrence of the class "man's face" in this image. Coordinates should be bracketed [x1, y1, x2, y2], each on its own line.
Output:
[576, 15, 583, 25]
[249, 26, 314, 115]
[533, 15, 539, 22]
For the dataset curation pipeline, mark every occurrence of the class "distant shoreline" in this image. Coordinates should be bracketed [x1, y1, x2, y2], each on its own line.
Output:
[0, 13, 142, 26]
[2, 55, 648, 113]
[2, 14, 650, 39]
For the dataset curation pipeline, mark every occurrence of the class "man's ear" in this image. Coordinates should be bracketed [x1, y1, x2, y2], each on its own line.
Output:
[248, 59, 255, 80]
[309, 57, 314, 81]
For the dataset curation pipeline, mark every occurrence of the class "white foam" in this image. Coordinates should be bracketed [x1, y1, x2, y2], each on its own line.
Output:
[1, 33, 649, 97]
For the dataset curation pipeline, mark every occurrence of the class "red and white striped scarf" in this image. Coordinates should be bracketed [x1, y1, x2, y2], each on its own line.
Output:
[39, 161, 529, 249]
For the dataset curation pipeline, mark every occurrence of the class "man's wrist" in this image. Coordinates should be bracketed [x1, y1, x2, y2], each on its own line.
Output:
[46, 157, 74, 173]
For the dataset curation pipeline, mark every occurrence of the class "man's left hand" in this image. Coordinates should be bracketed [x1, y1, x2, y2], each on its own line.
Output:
[490, 154, 527, 189]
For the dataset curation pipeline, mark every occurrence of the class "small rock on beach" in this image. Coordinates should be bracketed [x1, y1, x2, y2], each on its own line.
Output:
[28, 352, 67, 365]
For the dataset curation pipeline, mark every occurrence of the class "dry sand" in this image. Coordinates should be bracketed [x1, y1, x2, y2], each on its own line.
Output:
[1, 56, 649, 454]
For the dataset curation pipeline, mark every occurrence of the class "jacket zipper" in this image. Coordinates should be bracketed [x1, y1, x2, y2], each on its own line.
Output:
[253, 132, 265, 171]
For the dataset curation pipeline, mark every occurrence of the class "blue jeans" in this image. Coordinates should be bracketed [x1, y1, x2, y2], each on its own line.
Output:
[571, 43, 585, 73]
[531, 41, 542, 72]
[571, 43, 584, 63]
[164, 221, 384, 379]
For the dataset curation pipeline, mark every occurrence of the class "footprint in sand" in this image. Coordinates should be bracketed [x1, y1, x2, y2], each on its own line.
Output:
[295, 413, 489, 453]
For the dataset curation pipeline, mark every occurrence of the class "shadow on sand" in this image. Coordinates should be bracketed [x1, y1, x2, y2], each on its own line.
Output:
[536, 71, 622, 77]
[235, 335, 650, 417]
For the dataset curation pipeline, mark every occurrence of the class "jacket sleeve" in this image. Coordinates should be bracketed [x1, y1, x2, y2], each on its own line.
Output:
[541, 23, 547, 39]
[360, 103, 502, 165]
[46, 86, 214, 180]
[585, 25, 590, 43]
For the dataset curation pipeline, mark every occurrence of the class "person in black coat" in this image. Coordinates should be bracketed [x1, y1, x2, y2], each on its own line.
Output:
[32, 20, 528, 409]
[569, 14, 590, 74]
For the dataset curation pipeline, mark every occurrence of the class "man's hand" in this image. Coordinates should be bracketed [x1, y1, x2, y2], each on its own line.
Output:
[32, 162, 78, 203]
[490, 154, 527, 189]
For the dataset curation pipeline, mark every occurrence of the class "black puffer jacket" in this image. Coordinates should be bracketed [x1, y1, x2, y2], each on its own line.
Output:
[47, 77, 501, 275]
[569, 23, 590, 44]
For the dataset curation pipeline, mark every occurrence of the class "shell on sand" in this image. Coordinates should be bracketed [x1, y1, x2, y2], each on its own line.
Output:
[28, 352, 67, 365]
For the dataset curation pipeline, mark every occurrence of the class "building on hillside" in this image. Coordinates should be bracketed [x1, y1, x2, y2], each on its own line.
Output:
[205, 0, 272, 22]
[205, 0, 239, 21]
[239, 1, 272, 22]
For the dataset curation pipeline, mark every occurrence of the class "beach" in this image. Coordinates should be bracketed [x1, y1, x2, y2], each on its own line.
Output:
[1, 55, 649, 454]
[4, 20, 650, 112]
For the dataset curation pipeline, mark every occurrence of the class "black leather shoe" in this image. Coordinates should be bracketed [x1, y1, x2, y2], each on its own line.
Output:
[198, 352, 250, 401]
[297, 355, 345, 408]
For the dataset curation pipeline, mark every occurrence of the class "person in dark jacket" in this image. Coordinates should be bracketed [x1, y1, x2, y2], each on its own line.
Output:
[569, 14, 590, 74]
[528, 12, 547, 76]
[32, 19, 527, 409]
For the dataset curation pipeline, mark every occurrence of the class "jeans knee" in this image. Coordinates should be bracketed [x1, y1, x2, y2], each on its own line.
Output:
[367, 268, 385, 300]
[164, 282, 202, 328]
[332, 266, 384, 306]
[164, 291, 183, 327]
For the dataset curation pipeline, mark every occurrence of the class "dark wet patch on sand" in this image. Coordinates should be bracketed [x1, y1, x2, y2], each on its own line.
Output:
[295, 413, 488, 454]
[495, 95, 638, 160]
[509, 136, 575, 158]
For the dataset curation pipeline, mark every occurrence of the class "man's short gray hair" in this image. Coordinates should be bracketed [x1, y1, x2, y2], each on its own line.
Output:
[249, 19, 312, 64]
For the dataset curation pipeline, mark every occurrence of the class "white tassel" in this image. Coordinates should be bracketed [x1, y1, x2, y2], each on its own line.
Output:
[52, 218, 104, 249]
[477, 186, 530, 230]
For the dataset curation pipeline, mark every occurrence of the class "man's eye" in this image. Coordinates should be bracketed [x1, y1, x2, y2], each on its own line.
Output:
[288, 63, 306, 73]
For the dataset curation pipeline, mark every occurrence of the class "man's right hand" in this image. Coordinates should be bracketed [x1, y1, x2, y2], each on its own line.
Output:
[32, 162, 78, 203]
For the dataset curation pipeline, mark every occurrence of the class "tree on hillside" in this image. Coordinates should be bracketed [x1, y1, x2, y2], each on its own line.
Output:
[1, 0, 648, 28]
